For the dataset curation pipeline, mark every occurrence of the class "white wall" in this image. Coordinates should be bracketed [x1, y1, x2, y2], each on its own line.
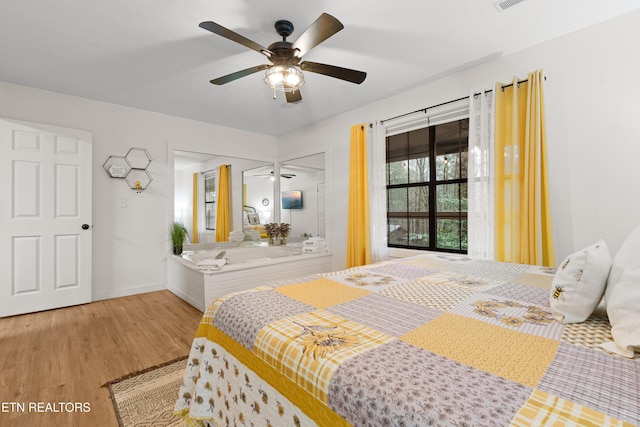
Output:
[278, 9, 640, 269]
[0, 81, 277, 300]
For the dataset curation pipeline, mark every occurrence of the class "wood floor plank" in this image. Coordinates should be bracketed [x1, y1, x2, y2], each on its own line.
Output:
[0, 290, 202, 427]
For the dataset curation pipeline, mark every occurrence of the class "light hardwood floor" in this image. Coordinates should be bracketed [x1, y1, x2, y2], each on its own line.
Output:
[0, 290, 202, 427]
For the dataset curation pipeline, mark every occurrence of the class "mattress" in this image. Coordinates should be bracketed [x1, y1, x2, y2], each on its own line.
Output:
[174, 252, 640, 426]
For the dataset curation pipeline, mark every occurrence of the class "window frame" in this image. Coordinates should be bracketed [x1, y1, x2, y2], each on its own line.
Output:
[386, 118, 469, 254]
[204, 173, 216, 231]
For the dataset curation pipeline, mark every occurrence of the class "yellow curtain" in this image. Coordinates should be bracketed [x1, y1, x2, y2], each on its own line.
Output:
[191, 173, 199, 243]
[346, 124, 372, 268]
[494, 70, 554, 266]
[215, 165, 230, 242]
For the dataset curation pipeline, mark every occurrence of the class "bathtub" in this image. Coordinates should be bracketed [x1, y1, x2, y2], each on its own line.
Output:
[167, 242, 332, 311]
[184, 244, 304, 269]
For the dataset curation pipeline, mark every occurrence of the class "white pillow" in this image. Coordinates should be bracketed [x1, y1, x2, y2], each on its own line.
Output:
[600, 225, 640, 358]
[549, 239, 612, 324]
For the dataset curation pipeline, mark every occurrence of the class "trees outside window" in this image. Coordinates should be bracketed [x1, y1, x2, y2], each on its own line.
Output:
[386, 119, 468, 253]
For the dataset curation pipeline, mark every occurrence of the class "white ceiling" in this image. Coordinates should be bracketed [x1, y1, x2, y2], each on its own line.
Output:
[1, 1, 638, 136]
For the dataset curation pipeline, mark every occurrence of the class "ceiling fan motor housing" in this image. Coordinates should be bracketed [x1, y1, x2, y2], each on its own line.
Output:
[267, 41, 299, 65]
[270, 20, 301, 64]
[275, 20, 294, 39]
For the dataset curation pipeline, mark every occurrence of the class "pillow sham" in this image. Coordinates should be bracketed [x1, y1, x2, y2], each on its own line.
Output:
[600, 225, 640, 358]
[549, 239, 612, 324]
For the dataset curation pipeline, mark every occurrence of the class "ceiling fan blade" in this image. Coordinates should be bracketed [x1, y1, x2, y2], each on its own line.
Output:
[200, 21, 273, 58]
[210, 64, 270, 85]
[285, 89, 302, 103]
[300, 61, 367, 84]
[291, 13, 344, 58]
[252, 172, 296, 178]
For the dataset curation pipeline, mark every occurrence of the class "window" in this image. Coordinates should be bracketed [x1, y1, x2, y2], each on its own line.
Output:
[386, 118, 469, 253]
[204, 174, 216, 230]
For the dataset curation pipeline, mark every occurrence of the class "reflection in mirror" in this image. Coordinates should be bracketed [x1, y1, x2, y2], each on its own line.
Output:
[174, 150, 273, 243]
[280, 153, 325, 239]
[242, 165, 277, 239]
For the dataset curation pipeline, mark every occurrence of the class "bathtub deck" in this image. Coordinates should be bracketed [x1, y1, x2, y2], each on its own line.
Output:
[167, 252, 333, 311]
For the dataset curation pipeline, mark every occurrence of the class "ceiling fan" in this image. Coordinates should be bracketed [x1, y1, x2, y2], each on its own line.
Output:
[199, 13, 367, 103]
[252, 171, 296, 179]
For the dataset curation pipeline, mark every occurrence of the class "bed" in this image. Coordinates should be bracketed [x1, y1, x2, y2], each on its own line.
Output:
[174, 251, 639, 426]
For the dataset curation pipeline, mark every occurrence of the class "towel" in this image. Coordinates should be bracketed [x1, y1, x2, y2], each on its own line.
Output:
[303, 237, 326, 247]
[244, 230, 261, 241]
[305, 244, 326, 251]
[228, 231, 245, 242]
[303, 237, 325, 243]
[196, 259, 227, 270]
[303, 246, 327, 254]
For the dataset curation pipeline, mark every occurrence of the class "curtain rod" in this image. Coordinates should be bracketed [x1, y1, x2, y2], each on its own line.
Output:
[380, 76, 545, 124]
[200, 164, 230, 174]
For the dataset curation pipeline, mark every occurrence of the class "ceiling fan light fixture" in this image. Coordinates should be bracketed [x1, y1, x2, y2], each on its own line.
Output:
[264, 64, 305, 92]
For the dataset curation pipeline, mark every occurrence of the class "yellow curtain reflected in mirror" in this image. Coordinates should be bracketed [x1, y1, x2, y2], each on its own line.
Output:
[494, 70, 554, 266]
[191, 173, 199, 243]
[346, 124, 372, 268]
[215, 165, 230, 242]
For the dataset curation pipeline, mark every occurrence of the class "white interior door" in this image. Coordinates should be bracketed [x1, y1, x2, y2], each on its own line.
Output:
[0, 119, 92, 317]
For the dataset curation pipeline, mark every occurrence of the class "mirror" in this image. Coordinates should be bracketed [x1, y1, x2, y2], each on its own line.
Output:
[174, 150, 273, 243]
[280, 153, 326, 239]
[242, 165, 277, 237]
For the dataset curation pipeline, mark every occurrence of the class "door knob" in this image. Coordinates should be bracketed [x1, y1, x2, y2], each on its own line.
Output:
[82, 224, 90, 230]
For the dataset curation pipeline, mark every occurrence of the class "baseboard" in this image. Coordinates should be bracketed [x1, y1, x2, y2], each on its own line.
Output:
[166, 285, 204, 312]
[92, 282, 167, 302]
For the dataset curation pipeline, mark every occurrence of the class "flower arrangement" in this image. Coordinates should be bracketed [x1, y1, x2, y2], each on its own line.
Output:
[264, 223, 280, 238]
[264, 222, 291, 244]
[278, 222, 290, 239]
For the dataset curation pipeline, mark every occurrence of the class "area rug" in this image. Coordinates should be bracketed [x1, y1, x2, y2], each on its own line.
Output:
[104, 356, 188, 427]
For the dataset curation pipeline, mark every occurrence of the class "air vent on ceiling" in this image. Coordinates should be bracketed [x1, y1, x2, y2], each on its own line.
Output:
[494, 0, 527, 12]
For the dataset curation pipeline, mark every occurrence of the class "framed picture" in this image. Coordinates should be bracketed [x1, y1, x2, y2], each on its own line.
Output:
[247, 213, 260, 225]
[282, 190, 303, 209]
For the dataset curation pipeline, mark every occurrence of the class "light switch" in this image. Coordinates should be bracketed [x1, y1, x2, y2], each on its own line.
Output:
[119, 197, 127, 208]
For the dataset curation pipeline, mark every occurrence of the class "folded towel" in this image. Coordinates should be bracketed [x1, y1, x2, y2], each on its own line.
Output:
[303, 246, 327, 254]
[228, 231, 245, 242]
[304, 242, 326, 248]
[305, 245, 326, 251]
[304, 237, 325, 242]
[244, 230, 261, 241]
[195, 258, 227, 270]
[303, 238, 326, 246]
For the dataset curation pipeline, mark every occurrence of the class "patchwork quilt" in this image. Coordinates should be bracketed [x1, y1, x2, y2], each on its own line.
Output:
[175, 253, 640, 426]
